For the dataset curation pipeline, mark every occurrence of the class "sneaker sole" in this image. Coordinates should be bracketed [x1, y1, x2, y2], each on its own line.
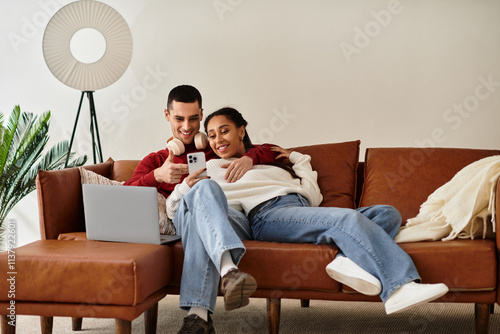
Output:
[224, 274, 257, 311]
[326, 264, 381, 296]
[385, 285, 449, 315]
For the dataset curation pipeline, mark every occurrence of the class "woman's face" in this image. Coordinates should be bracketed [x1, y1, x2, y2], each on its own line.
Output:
[206, 115, 246, 159]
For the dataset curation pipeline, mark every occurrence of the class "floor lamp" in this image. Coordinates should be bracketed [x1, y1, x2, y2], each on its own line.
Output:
[42, 0, 133, 166]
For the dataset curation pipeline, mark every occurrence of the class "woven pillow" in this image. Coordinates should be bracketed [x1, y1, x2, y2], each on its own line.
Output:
[79, 167, 176, 235]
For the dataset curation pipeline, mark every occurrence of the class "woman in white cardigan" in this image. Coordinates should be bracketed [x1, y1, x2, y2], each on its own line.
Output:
[167, 107, 448, 316]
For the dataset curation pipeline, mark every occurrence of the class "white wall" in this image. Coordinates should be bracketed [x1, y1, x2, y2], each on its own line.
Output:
[1, 0, 499, 246]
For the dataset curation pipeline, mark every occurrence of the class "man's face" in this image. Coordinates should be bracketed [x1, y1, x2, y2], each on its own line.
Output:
[165, 101, 203, 146]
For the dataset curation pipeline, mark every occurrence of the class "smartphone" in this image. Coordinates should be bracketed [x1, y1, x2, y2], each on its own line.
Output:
[187, 152, 207, 177]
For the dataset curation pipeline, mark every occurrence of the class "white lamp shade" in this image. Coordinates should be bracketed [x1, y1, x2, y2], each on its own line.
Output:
[43, 0, 133, 91]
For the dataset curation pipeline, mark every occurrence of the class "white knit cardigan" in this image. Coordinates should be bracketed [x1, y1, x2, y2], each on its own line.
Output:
[166, 151, 323, 220]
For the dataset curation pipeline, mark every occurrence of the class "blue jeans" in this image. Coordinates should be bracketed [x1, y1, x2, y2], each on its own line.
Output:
[250, 193, 421, 302]
[173, 180, 252, 313]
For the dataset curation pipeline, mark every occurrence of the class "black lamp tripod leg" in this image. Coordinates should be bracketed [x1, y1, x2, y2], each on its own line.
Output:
[65, 91, 104, 167]
[65, 92, 85, 167]
[87, 91, 104, 164]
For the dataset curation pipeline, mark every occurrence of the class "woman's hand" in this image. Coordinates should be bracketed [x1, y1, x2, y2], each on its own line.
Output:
[185, 168, 210, 188]
[271, 146, 293, 161]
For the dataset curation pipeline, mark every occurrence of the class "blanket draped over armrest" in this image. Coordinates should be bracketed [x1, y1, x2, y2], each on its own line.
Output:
[395, 155, 500, 243]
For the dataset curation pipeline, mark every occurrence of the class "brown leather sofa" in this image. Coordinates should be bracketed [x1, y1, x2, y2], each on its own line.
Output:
[1, 141, 499, 334]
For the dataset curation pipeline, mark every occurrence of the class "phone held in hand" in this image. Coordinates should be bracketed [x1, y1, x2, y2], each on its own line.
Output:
[187, 152, 207, 177]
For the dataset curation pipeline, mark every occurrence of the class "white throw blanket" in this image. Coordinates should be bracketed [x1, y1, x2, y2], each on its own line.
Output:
[395, 155, 500, 243]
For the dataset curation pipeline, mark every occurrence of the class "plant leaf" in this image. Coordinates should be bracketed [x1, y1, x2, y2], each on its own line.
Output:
[0, 107, 86, 223]
[0, 106, 20, 180]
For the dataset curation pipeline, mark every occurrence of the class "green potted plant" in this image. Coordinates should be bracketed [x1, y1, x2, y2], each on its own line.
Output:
[0, 105, 87, 249]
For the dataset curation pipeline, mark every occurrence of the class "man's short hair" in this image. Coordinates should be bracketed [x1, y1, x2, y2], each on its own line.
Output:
[166, 85, 202, 111]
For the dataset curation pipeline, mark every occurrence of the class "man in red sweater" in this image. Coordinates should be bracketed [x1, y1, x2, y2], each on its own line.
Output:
[125, 85, 277, 334]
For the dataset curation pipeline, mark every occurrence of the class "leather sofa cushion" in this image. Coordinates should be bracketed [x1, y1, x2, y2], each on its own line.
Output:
[0, 240, 172, 306]
[401, 239, 497, 291]
[343, 239, 497, 293]
[359, 147, 500, 223]
[110, 159, 141, 182]
[58, 232, 88, 241]
[293, 141, 360, 209]
[170, 240, 342, 292]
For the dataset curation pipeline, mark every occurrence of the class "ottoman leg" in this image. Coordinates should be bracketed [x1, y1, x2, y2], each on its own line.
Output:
[116, 319, 132, 334]
[1, 315, 15, 334]
[144, 303, 159, 334]
[40, 316, 53, 334]
[267, 298, 281, 334]
[72, 317, 82, 331]
[475, 303, 490, 334]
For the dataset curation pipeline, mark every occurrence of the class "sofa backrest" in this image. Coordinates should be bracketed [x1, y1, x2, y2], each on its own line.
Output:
[109, 160, 141, 181]
[359, 147, 500, 224]
[293, 140, 360, 209]
[36, 143, 499, 239]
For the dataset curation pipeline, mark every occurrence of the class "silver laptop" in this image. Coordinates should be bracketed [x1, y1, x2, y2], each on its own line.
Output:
[82, 184, 181, 245]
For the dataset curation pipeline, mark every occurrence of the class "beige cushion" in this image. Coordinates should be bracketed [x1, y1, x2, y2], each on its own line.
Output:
[79, 167, 176, 235]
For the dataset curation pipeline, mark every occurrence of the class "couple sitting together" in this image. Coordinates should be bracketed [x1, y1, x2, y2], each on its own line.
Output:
[125, 85, 449, 334]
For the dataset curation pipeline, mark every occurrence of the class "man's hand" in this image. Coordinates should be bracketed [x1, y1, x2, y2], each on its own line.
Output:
[185, 168, 210, 187]
[271, 146, 292, 161]
[154, 153, 189, 184]
[221, 155, 253, 183]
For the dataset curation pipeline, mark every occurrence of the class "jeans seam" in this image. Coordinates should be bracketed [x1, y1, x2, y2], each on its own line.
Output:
[382, 277, 421, 303]
[177, 181, 232, 312]
[336, 223, 396, 286]
[180, 302, 215, 314]
[197, 188, 226, 270]
[196, 181, 246, 269]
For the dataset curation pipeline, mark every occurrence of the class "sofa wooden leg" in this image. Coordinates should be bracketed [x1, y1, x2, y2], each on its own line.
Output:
[72, 317, 82, 331]
[267, 298, 281, 334]
[40, 316, 53, 334]
[475, 303, 490, 334]
[300, 299, 310, 308]
[144, 303, 158, 334]
[1, 315, 16, 334]
[115, 319, 132, 334]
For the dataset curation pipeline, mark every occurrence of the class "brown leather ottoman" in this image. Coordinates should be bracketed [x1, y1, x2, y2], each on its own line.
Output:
[0, 240, 173, 334]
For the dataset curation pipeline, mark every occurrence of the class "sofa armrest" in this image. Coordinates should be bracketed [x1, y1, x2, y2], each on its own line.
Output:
[36, 159, 114, 240]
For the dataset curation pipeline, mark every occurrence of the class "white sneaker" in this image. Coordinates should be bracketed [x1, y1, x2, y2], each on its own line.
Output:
[326, 256, 382, 296]
[385, 282, 449, 315]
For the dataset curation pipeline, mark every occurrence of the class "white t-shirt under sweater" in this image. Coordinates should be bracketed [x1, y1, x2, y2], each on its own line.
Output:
[166, 151, 323, 219]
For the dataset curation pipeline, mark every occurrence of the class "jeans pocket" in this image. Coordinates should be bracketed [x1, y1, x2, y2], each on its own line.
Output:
[258, 196, 281, 213]
[296, 194, 311, 207]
